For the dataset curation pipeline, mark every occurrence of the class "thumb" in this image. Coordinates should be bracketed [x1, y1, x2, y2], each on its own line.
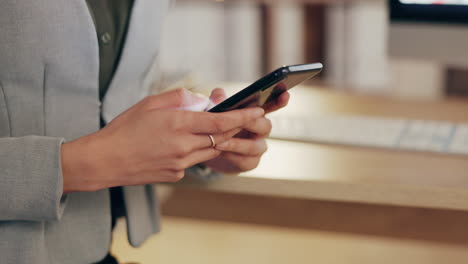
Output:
[146, 88, 210, 111]
[205, 88, 227, 111]
[209, 88, 227, 104]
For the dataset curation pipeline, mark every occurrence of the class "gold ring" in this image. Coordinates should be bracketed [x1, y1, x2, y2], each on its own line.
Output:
[208, 134, 216, 148]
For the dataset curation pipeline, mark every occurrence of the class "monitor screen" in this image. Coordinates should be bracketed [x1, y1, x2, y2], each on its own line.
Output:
[390, 0, 468, 24]
[399, 0, 468, 5]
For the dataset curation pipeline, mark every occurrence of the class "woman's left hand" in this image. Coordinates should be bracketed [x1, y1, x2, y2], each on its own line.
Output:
[202, 87, 289, 173]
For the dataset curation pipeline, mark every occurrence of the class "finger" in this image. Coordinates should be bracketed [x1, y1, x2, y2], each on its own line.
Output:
[143, 88, 210, 111]
[157, 170, 186, 183]
[242, 117, 272, 137]
[215, 138, 268, 156]
[223, 127, 243, 139]
[217, 152, 261, 172]
[263, 91, 290, 114]
[182, 148, 222, 168]
[138, 169, 186, 184]
[209, 88, 227, 104]
[186, 107, 265, 134]
[191, 128, 242, 149]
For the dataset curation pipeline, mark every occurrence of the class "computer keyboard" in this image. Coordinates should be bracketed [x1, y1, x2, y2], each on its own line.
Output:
[269, 114, 468, 155]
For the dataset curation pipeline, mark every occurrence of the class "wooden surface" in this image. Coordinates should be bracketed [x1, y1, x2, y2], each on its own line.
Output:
[112, 214, 468, 264]
[162, 188, 468, 246]
[181, 84, 468, 211]
[111, 85, 468, 263]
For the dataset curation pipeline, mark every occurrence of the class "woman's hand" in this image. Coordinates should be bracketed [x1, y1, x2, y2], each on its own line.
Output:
[61, 89, 264, 193]
[202, 88, 289, 173]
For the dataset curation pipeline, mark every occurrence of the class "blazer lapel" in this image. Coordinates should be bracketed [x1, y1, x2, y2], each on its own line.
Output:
[101, 0, 169, 122]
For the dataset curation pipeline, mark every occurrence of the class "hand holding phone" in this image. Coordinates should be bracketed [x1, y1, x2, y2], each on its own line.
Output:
[200, 64, 323, 173]
[209, 63, 323, 113]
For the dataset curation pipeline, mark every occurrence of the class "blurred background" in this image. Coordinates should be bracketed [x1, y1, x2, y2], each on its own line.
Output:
[112, 0, 468, 263]
[156, 0, 468, 99]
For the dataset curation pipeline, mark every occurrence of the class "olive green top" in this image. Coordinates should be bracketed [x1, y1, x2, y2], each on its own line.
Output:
[86, 0, 134, 101]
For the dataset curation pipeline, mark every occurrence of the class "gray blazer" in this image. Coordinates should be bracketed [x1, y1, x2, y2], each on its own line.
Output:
[0, 1, 215, 263]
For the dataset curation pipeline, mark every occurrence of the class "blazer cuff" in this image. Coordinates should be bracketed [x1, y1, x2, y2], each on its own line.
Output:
[0, 136, 68, 221]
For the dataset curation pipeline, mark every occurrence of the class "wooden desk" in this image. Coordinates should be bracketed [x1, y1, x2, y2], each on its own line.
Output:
[113, 85, 468, 264]
[174, 84, 468, 211]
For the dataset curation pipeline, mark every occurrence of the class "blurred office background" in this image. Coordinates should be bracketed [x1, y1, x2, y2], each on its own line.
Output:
[156, 0, 468, 99]
[112, 0, 468, 263]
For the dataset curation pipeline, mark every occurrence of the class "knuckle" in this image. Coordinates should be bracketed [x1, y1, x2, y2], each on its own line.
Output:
[213, 115, 227, 132]
[173, 88, 189, 107]
[142, 95, 157, 109]
[168, 170, 185, 182]
[174, 88, 188, 97]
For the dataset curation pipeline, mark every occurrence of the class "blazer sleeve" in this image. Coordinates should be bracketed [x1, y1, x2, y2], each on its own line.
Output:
[0, 135, 68, 221]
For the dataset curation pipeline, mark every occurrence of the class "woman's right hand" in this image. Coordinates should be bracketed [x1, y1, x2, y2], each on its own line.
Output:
[61, 89, 264, 193]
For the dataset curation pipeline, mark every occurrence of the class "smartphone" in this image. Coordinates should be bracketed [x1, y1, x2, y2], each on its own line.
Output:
[208, 63, 323, 113]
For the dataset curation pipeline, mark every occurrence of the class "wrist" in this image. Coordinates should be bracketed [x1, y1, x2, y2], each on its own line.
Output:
[61, 132, 111, 193]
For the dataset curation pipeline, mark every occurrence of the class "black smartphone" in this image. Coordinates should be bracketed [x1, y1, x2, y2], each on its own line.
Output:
[208, 63, 323, 113]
